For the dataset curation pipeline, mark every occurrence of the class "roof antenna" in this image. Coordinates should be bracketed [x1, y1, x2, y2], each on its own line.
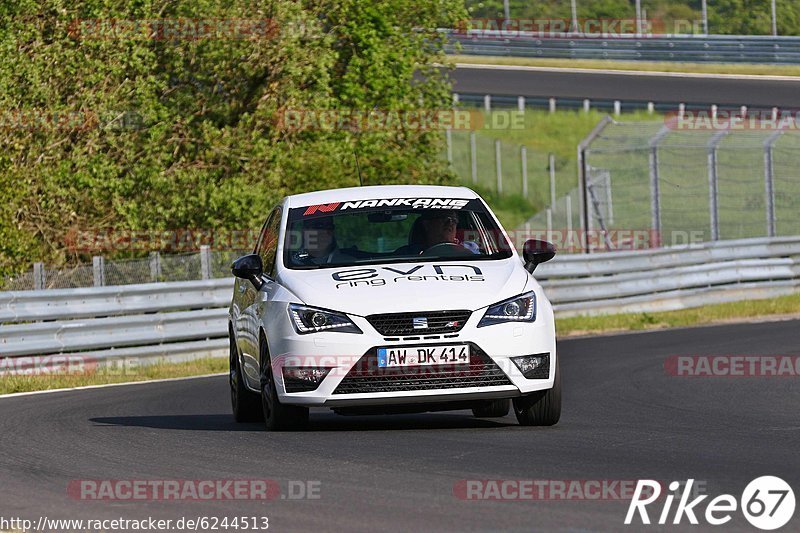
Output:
[353, 148, 364, 187]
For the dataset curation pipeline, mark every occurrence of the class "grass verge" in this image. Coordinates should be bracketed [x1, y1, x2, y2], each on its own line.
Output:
[556, 292, 800, 337]
[0, 356, 226, 396]
[452, 55, 800, 77]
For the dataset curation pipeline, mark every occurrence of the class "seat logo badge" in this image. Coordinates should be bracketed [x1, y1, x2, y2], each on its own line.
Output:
[413, 317, 428, 329]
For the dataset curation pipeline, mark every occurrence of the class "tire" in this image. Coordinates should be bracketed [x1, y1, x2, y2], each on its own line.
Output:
[259, 335, 309, 431]
[513, 359, 561, 426]
[472, 399, 510, 418]
[229, 329, 263, 423]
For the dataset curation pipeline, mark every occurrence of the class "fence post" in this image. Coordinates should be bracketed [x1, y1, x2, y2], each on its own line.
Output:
[566, 195, 573, 234]
[764, 129, 783, 237]
[93, 256, 105, 287]
[549, 98, 556, 113]
[583, 99, 590, 113]
[521, 146, 528, 198]
[549, 153, 556, 209]
[648, 126, 670, 246]
[200, 245, 212, 280]
[445, 128, 453, 163]
[707, 131, 729, 241]
[517, 96, 525, 112]
[546, 208, 553, 242]
[577, 116, 614, 253]
[33, 262, 45, 290]
[469, 132, 478, 185]
[150, 251, 162, 282]
[484, 94, 491, 112]
[494, 139, 503, 194]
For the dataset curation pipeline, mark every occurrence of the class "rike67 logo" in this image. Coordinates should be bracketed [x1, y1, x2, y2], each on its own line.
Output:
[626, 477, 795, 530]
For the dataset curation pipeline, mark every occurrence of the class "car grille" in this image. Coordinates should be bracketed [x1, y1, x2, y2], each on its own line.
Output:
[366, 310, 472, 336]
[332, 344, 513, 394]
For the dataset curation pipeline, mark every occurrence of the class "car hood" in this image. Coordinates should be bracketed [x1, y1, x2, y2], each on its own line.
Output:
[280, 259, 529, 316]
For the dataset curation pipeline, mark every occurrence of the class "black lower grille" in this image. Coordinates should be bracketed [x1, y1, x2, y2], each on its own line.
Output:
[366, 310, 472, 336]
[332, 344, 513, 394]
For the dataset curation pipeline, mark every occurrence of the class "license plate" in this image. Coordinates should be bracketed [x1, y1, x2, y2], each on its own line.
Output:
[377, 345, 470, 368]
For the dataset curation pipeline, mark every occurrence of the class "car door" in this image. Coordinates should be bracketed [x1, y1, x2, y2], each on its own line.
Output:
[238, 206, 282, 389]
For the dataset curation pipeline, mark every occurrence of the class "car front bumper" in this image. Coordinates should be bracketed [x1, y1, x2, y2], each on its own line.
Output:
[267, 303, 557, 408]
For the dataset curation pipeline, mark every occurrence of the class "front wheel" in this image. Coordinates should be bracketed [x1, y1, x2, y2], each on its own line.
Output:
[513, 359, 561, 426]
[259, 337, 309, 431]
[230, 331, 263, 423]
[472, 399, 510, 418]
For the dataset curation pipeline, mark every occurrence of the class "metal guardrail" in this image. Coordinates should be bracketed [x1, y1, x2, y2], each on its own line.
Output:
[0, 278, 233, 323]
[0, 279, 233, 363]
[537, 237, 800, 316]
[0, 237, 798, 365]
[1, 309, 228, 357]
[446, 31, 800, 64]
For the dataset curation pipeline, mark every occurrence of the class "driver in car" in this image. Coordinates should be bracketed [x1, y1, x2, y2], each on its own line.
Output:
[414, 210, 480, 254]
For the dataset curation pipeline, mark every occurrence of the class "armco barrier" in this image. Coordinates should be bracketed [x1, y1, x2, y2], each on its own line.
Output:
[0, 279, 234, 364]
[446, 31, 800, 64]
[0, 278, 232, 323]
[536, 236, 800, 316]
[0, 237, 798, 364]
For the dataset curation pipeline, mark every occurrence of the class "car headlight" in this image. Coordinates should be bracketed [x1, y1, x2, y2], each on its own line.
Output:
[288, 304, 362, 334]
[477, 291, 536, 327]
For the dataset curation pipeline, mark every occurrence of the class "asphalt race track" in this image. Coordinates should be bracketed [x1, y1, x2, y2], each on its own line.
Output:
[1, 319, 798, 532]
[452, 65, 800, 108]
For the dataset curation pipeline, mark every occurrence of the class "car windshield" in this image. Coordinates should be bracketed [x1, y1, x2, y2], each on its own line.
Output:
[283, 197, 513, 269]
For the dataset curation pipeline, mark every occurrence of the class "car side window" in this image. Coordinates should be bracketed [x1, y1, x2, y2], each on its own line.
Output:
[256, 207, 282, 276]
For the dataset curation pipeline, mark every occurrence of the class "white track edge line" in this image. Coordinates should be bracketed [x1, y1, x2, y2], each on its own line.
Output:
[454, 62, 800, 82]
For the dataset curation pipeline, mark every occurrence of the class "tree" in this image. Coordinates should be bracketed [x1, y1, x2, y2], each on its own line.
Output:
[0, 0, 466, 276]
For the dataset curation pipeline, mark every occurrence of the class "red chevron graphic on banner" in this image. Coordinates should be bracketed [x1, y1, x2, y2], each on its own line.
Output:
[303, 202, 341, 216]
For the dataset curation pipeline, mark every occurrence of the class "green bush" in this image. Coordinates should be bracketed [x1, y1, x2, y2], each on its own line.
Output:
[0, 0, 467, 276]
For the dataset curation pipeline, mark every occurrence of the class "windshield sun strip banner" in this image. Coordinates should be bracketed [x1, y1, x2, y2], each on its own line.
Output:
[296, 198, 480, 217]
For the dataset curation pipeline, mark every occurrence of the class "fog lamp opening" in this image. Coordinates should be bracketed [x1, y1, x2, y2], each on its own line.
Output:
[511, 354, 550, 379]
[282, 367, 333, 392]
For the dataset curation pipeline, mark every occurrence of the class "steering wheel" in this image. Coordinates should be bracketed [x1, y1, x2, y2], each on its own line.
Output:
[420, 242, 472, 257]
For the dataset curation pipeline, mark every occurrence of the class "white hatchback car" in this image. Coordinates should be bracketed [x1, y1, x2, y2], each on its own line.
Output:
[229, 185, 559, 430]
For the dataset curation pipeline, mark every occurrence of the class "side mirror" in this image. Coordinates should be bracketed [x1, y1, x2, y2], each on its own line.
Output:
[522, 239, 556, 273]
[231, 254, 264, 288]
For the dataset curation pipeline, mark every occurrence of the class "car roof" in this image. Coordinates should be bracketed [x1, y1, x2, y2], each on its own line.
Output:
[284, 185, 479, 208]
